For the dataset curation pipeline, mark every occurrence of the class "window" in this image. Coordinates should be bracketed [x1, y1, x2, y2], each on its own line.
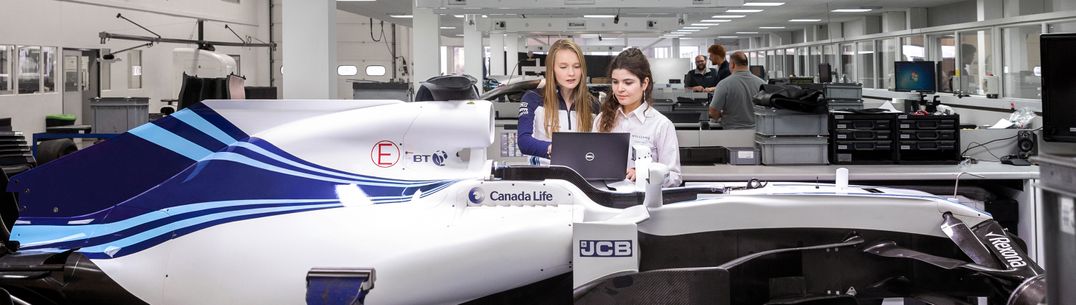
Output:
[452, 47, 465, 75]
[679, 45, 699, 59]
[766, 50, 777, 76]
[795, 47, 808, 76]
[880, 38, 898, 89]
[822, 44, 837, 68]
[229, 54, 241, 76]
[653, 47, 670, 59]
[337, 65, 358, 76]
[17, 46, 41, 94]
[42, 47, 56, 93]
[957, 30, 993, 95]
[0, 45, 11, 94]
[930, 33, 957, 93]
[128, 50, 142, 89]
[365, 65, 386, 76]
[857, 41, 876, 88]
[783, 48, 795, 78]
[841, 43, 855, 83]
[809, 45, 822, 76]
[440, 46, 448, 75]
[901, 35, 926, 61]
[1002, 25, 1041, 99]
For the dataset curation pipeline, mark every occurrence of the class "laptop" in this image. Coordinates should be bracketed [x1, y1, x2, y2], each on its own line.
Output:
[550, 132, 630, 181]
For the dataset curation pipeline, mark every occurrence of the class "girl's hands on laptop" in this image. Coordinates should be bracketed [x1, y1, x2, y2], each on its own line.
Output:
[547, 144, 552, 157]
[626, 167, 636, 182]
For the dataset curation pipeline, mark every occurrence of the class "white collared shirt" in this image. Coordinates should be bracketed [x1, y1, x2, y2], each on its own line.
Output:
[594, 102, 682, 187]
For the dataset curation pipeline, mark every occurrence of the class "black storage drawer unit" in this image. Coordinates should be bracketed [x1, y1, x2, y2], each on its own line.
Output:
[831, 140, 896, 164]
[895, 114, 961, 164]
[897, 130, 957, 141]
[897, 114, 959, 130]
[835, 130, 892, 141]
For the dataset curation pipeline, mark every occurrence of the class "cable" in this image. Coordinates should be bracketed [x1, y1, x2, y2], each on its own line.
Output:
[959, 127, 1042, 160]
[369, 18, 385, 42]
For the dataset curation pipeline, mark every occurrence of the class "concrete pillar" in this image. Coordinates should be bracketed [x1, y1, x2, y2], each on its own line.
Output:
[412, 6, 440, 88]
[907, 8, 929, 29]
[827, 22, 843, 40]
[463, 15, 484, 90]
[505, 34, 520, 75]
[671, 38, 680, 58]
[490, 33, 505, 76]
[882, 11, 907, 32]
[282, 0, 335, 99]
[978, 0, 1004, 21]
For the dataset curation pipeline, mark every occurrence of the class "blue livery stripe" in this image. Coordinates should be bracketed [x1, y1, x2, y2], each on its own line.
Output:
[79, 203, 342, 257]
[172, 109, 239, 145]
[129, 123, 213, 160]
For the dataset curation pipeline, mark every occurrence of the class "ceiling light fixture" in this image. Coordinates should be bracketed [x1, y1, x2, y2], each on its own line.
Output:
[701, 19, 732, 23]
[717, 36, 739, 38]
[727, 9, 763, 13]
[759, 26, 786, 29]
[743, 2, 784, 6]
[789, 19, 822, 22]
[736, 31, 759, 34]
[711, 15, 746, 18]
[683, 26, 706, 29]
[680, 29, 701, 32]
[389, 14, 412, 18]
[690, 23, 714, 27]
[440, 26, 456, 30]
[583, 15, 616, 18]
[831, 8, 873, 12]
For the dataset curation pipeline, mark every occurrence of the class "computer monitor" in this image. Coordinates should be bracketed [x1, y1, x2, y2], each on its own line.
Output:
[894, 61, 937, 93]
[550, 132, 629, 181]
[1041, 33, 1076, 142]
[749, 65, 766, 79]
[818, 63, 833, 83]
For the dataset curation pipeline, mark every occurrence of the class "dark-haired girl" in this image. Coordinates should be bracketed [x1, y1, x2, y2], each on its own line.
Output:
[593, 48, 682, 187]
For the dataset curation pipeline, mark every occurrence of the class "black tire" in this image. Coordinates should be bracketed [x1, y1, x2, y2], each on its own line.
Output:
[36, 139, 78, 165]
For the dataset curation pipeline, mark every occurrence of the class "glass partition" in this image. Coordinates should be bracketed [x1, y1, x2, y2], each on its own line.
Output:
[931, 33, 957, 93]
[880, 38, 898, 89]
[957, 29, 993, 95]
[0, 45, 11, 95]
[796, 47, 808, 76]
[901, 35, 926, 61]
[840, 43, 855, 83]
[1002, 25, 1042, 99]
[809, 45, 822, 77]
[17, 46, 41, 94]
[857, 41, 875, 88]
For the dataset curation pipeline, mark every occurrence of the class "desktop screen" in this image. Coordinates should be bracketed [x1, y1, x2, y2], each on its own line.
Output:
[895, 61, 937, 93]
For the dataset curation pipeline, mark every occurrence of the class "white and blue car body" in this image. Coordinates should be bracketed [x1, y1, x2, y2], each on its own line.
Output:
[0, 99, 1046, 305]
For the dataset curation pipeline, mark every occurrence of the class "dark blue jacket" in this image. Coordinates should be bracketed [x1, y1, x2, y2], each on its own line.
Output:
[517, 89, 601, 159]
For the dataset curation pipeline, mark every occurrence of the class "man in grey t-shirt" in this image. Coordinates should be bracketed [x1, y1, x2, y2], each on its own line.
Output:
[708, 51, 765, 129]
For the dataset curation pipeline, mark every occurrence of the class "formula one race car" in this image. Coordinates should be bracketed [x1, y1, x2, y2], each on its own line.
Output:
[0, 99, 1045, 305]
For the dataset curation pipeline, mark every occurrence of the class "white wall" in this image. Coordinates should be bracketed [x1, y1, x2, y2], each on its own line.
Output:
[0, 0, 271, 134]
[334, 10, 413, 99]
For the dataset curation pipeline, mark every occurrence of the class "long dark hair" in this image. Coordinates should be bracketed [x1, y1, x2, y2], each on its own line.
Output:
[598, 48, 653, 132]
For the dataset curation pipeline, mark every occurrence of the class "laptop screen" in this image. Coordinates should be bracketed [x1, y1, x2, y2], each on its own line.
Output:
[550, 132, 630, 181]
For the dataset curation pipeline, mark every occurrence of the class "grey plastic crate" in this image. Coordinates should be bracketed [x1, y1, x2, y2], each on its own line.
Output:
[91, 97, 149, 134]
[754, 107, 829, 136]
[755, 135, 829, 165]
[822, 83, 863, 100]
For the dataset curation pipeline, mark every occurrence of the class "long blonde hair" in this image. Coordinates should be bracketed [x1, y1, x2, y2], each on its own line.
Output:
[543, 39, 594, 135]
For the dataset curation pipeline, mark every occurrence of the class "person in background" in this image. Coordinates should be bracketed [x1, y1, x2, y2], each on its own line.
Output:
[594, 48, 682, 187]
[708, 51, 766, 130]
[685, 55, 720, 93]
[708, 44, 732, 84]
[517, 39, 600, 165]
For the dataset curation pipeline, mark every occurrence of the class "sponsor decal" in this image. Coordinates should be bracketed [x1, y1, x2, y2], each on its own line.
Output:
[584, 152, 595, 162]
[468, 187, 484, 205]
[489, 190, 554, 202]
[412, 150, 449, 166]
[518, 102, 529, 116]
[579, 240, 632, 257]
[984, 232, 1028, 268]
[371, 140, 400, 168]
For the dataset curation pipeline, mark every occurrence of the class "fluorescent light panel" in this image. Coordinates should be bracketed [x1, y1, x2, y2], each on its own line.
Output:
[584, 15, 616, 18]
[832, 8, 873, 12]
[736, 31, 759, 34]
[439, 26, 456, 29]
[743, 2, 784, 6]
[727, 9, 763, 13]
[759, 26, 786, 29]
[683, 26, 707, 29]
[389, 14, 412, 18]
[717, 36, 739, 38]
[789, 19, 822, 22]
[700, 19, 732, 23]
[690, 23, 715, 27]
[711, 15, 746, 18]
